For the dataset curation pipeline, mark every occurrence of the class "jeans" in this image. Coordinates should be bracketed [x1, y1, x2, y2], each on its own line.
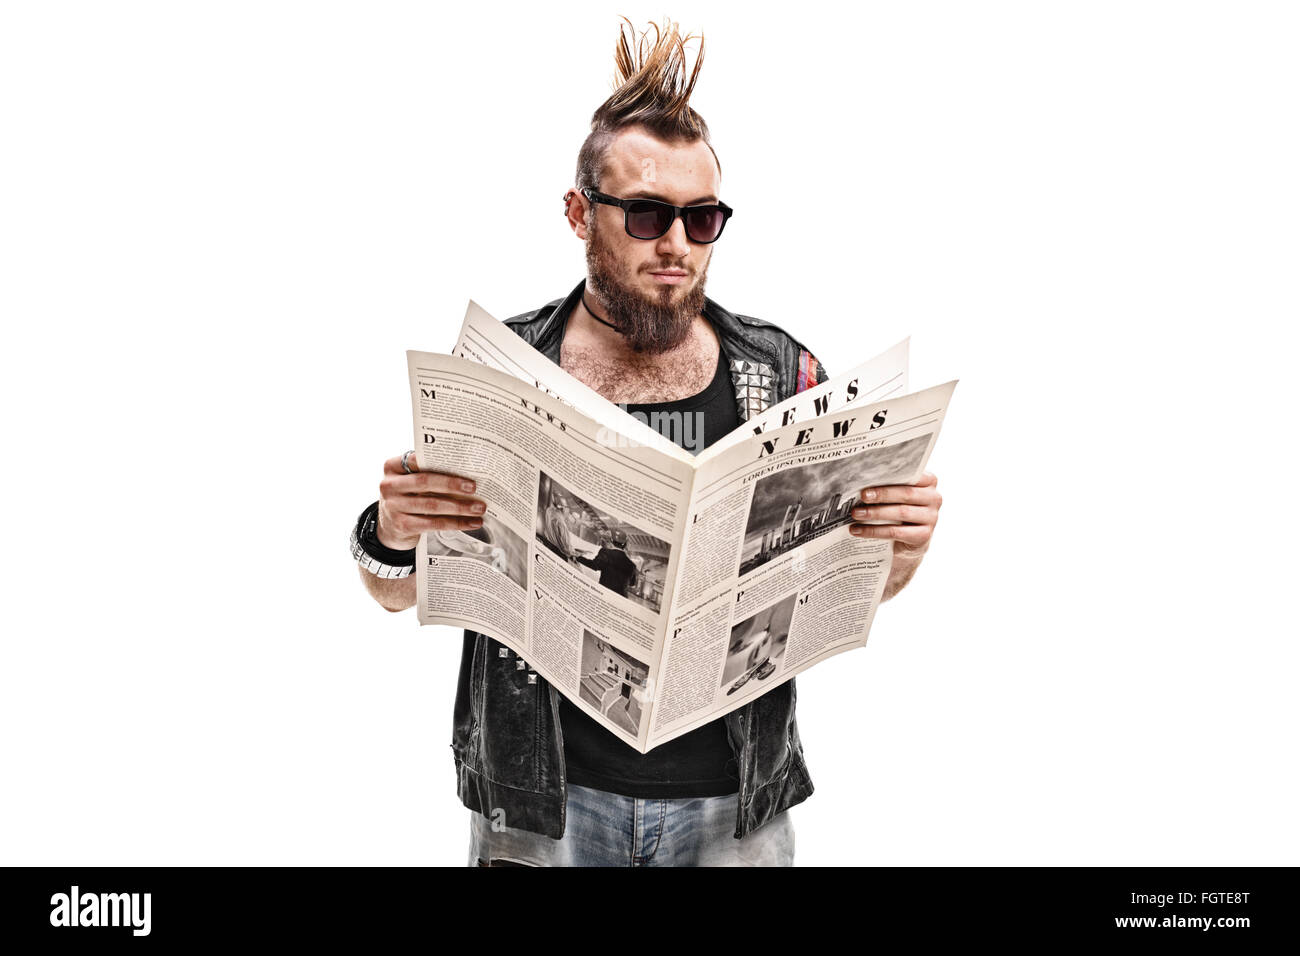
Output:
[469, 783, 795, 867]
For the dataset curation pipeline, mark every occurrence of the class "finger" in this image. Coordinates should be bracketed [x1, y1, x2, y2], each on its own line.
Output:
[383, 454, 419, 475]
[850, 522, 933, 545]
[851, 503, 936, 524]
[396, 496, 486, 518]
[860, 483, 942, 506]
[413, 471, 476, 495]
[381, 471, 480, 499]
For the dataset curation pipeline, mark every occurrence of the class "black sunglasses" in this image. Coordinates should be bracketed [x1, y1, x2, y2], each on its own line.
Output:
[582, 187, 734, 244]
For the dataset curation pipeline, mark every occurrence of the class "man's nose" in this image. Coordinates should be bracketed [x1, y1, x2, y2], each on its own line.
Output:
[655, 216, 691, 257]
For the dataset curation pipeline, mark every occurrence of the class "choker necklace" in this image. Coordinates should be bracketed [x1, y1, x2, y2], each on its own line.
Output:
[581, 291, 623, 333]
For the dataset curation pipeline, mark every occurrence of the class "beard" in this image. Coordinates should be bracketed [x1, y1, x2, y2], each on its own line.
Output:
[584, 217, 708, 354]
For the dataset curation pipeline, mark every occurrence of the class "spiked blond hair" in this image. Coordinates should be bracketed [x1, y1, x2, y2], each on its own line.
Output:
[575, 17, 719, 198]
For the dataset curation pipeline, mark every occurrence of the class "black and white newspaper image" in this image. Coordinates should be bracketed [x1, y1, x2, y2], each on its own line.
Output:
[423, 514, 528, 589]
[578, 630, 652, 743]
[536, 472, 670, 613]
[738, 434, 932, 576]
[721, 593, 796, 697]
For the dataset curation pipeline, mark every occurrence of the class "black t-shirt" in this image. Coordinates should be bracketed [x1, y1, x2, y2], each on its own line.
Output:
[559, 347, 742, 798]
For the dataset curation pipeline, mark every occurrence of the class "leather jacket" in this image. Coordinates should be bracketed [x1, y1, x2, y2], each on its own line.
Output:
[451, 278, 829, 839]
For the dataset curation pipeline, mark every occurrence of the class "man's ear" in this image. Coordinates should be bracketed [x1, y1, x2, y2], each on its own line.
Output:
[564, 188, 590, 239]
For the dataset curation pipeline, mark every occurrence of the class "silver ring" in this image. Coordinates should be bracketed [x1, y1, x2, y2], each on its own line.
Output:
[401, 450, 416, 474]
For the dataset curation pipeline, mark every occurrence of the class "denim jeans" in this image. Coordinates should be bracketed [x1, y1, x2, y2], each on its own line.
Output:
[469, 783, 795, 867]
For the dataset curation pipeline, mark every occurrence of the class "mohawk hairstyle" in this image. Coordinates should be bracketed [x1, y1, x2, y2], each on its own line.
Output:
[575, 16, 719, 203]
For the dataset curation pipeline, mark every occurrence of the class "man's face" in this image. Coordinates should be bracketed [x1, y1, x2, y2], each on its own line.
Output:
[583, 126, 722, 353]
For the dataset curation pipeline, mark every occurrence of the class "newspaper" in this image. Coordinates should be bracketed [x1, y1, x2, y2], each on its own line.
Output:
[410, 304, 956, 753]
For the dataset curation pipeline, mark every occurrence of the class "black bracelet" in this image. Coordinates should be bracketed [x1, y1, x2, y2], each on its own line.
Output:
[355, 501, 417, 566]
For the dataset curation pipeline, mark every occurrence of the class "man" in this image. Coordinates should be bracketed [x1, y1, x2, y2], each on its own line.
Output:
[575, 528, 639, 599]
[350, 18, 942, 866]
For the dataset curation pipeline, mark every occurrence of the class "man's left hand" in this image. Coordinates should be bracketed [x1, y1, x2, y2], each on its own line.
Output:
[850, 471, 942, 601]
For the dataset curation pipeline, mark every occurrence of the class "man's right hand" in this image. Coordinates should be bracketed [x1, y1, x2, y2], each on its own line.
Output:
[376, 453, 487, 550]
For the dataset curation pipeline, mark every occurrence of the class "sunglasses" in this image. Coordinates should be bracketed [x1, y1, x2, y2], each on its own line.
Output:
[582, 187, 734, 244]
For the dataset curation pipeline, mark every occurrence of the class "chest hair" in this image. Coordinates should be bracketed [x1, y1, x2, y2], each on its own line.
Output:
[560, 339, 720, 404]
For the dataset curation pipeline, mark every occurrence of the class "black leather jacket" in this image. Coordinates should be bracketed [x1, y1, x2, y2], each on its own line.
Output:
[451, 278, 829, 839]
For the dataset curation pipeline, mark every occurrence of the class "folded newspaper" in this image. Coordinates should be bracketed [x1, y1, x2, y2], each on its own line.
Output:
[408, 302, 956, 753]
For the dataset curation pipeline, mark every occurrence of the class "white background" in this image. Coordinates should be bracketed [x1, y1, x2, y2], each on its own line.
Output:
[2, 1, 1296, 866]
